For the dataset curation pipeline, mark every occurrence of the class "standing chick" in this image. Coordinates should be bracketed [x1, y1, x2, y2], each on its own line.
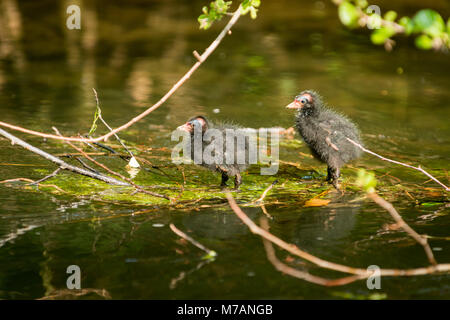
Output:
[177, 116, 250, 189]
[286, 90, 363, 188]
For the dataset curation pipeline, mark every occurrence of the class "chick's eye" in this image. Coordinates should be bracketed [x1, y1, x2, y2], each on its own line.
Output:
[300, 98, 307, 104]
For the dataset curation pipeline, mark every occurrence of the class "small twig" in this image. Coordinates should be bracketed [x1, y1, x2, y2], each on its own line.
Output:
[37, 288, 111, 300]
[92, 88, 136, 161]
[192, 50, 203, 62]
[78, 134, 99, 151]
[1, 177, 66, 193]
[170, 260, 209, 290]
[74, 157, 101, 174]
[260, 204, 273, 220]
[367, 191, 437, 266]
[28, 167, 61, 185]
[346, 137, 449, 191]
[255, 180, 278, 204]
[169, 223, 216, 257]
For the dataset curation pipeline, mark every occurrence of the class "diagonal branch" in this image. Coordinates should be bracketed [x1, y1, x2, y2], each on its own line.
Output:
[0, 5, 244, 143]
[0, 128, 129, 186]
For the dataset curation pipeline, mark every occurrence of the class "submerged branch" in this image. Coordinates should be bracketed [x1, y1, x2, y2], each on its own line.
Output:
[260, 218, 364, 286]
[367, 191, 437, 266]
[170, 223, 216, 257]
[225, 192, 450, 285]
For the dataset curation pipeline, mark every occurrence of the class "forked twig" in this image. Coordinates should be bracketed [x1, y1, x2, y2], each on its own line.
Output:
[225, 192, 450, 284]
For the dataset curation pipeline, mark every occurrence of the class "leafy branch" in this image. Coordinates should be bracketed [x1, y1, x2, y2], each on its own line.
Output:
[198, 0, 260, 30]
[333, 0, 450, 51]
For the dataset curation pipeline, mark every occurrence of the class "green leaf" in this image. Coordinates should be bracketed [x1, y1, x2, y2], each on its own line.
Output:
[421, 202, 442, 207]
[89, 104, 101, 135]
[399, 16, 414, 35]
[370, 26, 396, 45]
[338, 1, 360, 29]
[355, 0, 368, 9]
[241, 0, 261, 17]
[415, 34, 433, 50]
[356, 169, 377, 193]
[197, 0, 232, 30]
[384, 10, 397, 22]
[250, 7, 258, 19]
[412, 9, 445, 37]
[202, 250, 217, 261]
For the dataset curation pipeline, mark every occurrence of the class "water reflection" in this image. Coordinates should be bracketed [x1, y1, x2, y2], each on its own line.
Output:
[0, 0, 449, 299]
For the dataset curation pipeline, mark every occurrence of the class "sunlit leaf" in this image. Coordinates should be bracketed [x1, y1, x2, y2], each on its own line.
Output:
[384, 10, 397, 22]
[399, 16, 414, 35]
[202, 250, 217, 261]
[356, 169, 377, 193]
[412, 9, 445, 37]
[370, 26, 396, 45]
[415, 34, 433, 50]
[338, 1, 360, 29]
[355, 0, 368, 9]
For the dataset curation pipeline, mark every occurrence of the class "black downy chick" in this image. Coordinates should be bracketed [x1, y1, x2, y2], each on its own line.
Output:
[286, 90, 363, 188]
[177, 116, 250, 189]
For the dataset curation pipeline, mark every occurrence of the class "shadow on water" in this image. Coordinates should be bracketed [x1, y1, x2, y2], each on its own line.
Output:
[0, 0, 449, 299]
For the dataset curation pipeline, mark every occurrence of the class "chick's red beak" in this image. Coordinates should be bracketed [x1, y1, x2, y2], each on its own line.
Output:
[286, 100, 302, 109]
[177, 123, 191, 132]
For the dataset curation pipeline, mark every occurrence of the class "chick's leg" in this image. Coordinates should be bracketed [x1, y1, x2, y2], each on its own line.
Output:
[331, 167, 341, 189]
[221, 172, 229, 187]
[234, 173, 242, 190]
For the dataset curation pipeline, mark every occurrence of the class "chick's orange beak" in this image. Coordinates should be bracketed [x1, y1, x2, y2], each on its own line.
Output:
[286, 100, 302, 109]
[177, 123, 191, 132]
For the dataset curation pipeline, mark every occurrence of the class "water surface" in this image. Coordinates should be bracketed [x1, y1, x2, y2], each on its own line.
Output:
[0, 0, 449, 299]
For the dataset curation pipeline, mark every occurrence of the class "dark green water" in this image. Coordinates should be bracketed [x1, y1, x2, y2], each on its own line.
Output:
[0, 0, 449, 299]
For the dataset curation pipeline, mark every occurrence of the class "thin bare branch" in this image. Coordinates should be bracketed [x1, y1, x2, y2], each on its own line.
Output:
[170, 223, 216, 257]
[0, 128, 129, 186]
[255, 180, 278, 203]
[346, 137, 449, 191]
[28, 167, 61, 185]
